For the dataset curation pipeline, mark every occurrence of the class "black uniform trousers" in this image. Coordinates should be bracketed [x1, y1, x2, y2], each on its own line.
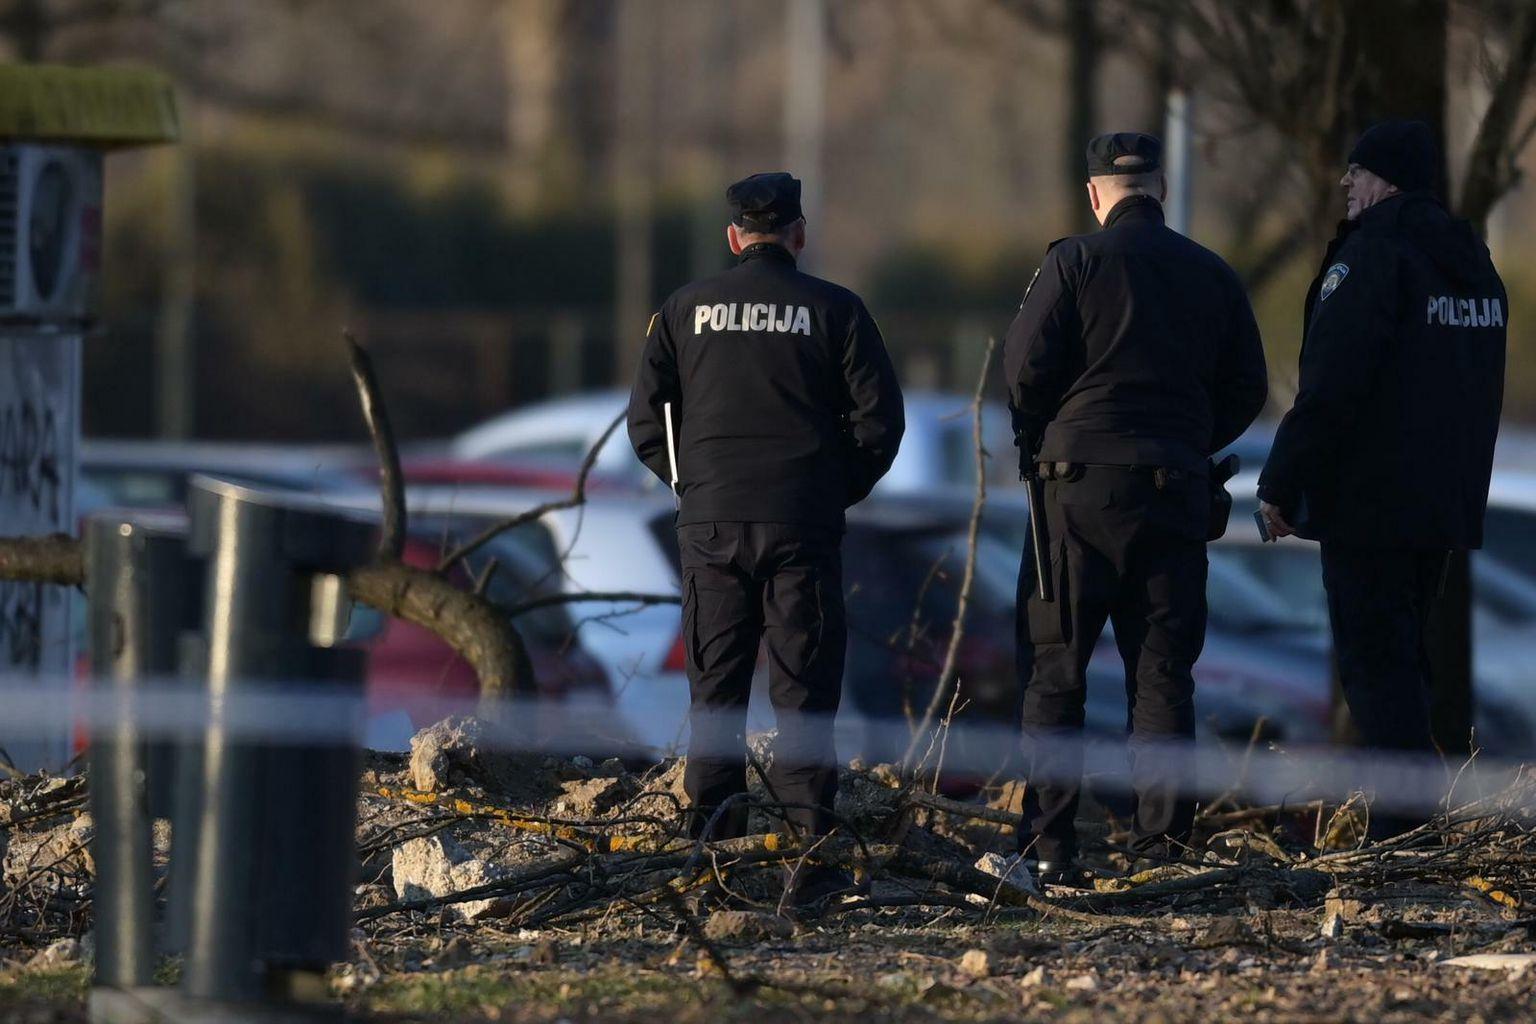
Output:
[1320, 543, 1446, 837]
[1017, 468, 1208, 863]
[677, 521, 846, 839]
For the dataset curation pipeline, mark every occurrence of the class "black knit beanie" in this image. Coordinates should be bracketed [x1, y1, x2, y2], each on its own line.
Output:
[1347, 120, 1438, 192]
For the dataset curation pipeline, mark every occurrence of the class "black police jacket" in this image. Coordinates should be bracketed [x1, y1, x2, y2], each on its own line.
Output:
[1003, 195, 1268, 472]
[627, 243, 905, 528]
[1258, 192, 1506, 549]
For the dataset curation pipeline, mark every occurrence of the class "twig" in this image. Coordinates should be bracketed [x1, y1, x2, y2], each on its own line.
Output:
[344, 329, 406, 560]
[905, 789, 1020, 829]
[471, 557, 500, 598]
[902, 337, 995, 772]
[437, 411, 625, 572]
[503, 590, 680, 616]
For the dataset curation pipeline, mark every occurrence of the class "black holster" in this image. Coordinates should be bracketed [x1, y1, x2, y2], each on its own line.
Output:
[1207, 454, 1240, 541]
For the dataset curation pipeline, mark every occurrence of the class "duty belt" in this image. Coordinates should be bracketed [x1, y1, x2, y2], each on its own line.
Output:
[1037, 461, 1189, 490]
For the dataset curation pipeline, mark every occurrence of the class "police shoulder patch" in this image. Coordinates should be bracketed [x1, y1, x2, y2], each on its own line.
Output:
[1319, 262, 1349, 302]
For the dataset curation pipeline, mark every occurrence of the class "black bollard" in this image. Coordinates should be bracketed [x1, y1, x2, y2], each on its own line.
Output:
[173, 477, 373, 1022]
[86, 512, 200, 1024]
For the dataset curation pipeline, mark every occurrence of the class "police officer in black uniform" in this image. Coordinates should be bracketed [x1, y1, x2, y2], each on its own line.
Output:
[1005, 133, 1268, 881]
[628, 172, 904, 849]
[1258, 121, 1506, 833]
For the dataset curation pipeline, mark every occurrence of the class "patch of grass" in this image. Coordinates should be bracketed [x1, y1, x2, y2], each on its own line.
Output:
[356, 963, 991, 1024]
[153, 956, 183, 987]
[0, 963, 90, 1006]
[360, 964, 709, 1019]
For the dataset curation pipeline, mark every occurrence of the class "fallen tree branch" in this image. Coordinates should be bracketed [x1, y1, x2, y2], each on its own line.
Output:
[344, 330, 406, 560]
[341, 327, 538, 702]
[0, 535, 85, 587]
[905, 789, 1019, 829]
[347, 561, 533, 700]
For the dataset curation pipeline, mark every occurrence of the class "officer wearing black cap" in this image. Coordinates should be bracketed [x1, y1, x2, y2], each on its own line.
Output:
[627, 172, 904, 855]
[1004, 132, 1268, 882]
[1259, 121, 1506, 832]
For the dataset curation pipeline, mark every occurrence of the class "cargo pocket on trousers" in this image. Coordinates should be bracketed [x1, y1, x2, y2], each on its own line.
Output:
[682, 571, 700, 670]
[779, 566, 825, 672]
[1024, 541, 1071, 646]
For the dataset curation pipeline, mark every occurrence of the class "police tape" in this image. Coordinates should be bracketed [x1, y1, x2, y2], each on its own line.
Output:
[2, 675, 1530, 818]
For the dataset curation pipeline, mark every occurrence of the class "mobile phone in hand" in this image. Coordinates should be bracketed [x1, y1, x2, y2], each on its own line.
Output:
[1252, 509, 1273, 543]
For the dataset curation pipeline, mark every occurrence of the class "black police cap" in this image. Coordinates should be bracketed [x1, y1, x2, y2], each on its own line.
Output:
[1086, 132, 1162, 177]
[726, 172, 803, 228]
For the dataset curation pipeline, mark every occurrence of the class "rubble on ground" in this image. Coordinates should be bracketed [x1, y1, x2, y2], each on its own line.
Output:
[1, 717, 1533, 1022]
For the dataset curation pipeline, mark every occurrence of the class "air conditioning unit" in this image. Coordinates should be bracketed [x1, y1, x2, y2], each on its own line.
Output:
[0, 144, 103, 323]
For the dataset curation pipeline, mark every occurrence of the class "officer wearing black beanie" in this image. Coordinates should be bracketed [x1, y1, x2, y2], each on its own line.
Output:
[1259, 121, 1507, 836]
[1347, 119, 1439, 195]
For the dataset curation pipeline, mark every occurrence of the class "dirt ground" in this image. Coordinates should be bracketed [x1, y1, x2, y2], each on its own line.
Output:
[2, 721, 1534, 1022]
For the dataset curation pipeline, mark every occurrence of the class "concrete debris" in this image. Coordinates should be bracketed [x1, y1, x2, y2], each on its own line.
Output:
[1196, 916, 1258, 948]
[1064, 973, 1098, 992]
[3, 813, 94, 889]
[969, 851, 1037, 902]
[701, 910, 795, 945]
[391, 833, 509, 922]
[958, 948, 992, 978]
[555, 773, 636, 818]
[1440, 953, 1536, 975]
[407, 716, 555, 804]
[1321, 890, 1366, 938]
[27, 938, 83, 969]
[330, 960, 382, 995]
[433, 935, 475, 968]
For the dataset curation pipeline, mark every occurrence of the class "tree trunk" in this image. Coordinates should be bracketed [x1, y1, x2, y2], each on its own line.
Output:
[1063, 0, 1099, 235]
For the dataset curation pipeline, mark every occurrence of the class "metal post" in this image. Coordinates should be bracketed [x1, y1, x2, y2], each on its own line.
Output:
[86, 512, 199, 1024]
[784, 0, 826, 268]
[174, 477, 372, 1021]
[1162, 87, 1193, 236]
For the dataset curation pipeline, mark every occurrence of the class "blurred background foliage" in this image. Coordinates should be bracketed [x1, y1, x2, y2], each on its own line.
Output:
[0, 0, 1527, 439]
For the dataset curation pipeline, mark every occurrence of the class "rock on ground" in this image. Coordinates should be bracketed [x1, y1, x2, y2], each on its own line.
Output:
[3, 812, 94, 889]
[391, 833, 509, 922]
[407, 716, 556, 803]
[27, 938, 83, 969]
[701, 910, 794, 945]
[958, 948, 991, 978]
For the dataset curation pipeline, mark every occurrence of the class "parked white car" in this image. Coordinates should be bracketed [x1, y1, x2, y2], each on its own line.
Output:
[451, 389, 1016, 495]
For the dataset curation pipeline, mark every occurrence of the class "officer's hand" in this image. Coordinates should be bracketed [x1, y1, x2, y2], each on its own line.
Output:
[1258, 501, 1295, 540]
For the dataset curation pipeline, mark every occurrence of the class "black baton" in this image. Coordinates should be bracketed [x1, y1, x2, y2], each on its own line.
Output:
[1024, 469, 1054, 602]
